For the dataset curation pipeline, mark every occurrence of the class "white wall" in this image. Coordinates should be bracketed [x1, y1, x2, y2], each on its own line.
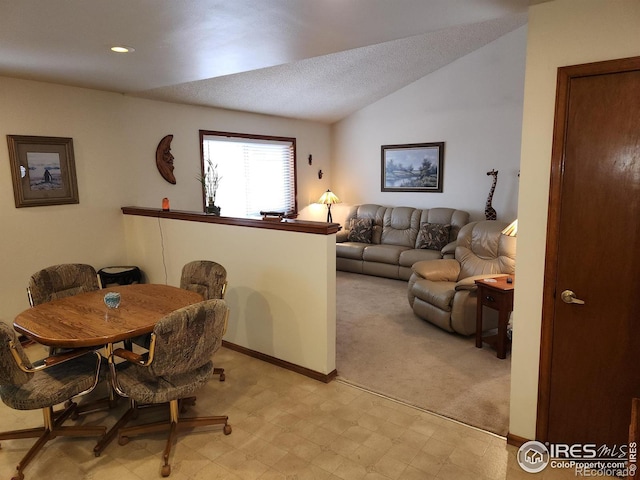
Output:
[329, 26, 527, 224]
[510, 0, 640, 439]
[0, 80, 130, 321]
[123, 215, 336, 374]
[0, 76, 332, 323]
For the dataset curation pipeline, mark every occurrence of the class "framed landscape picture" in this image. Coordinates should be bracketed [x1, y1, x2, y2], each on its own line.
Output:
[381, 142, 444, 192]
[7, 135, 79, 208]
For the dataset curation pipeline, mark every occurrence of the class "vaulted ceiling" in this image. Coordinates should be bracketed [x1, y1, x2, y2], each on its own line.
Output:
[0, 0, 528, 123]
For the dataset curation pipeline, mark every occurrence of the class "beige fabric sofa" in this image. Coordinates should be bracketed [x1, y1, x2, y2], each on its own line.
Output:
[336, 204, 470, 280]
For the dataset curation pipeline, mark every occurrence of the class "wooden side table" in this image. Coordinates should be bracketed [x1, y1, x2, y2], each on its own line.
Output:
[475, 276, 515, 359]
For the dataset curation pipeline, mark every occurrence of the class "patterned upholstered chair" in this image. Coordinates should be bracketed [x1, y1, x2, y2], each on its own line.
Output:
[108, 299, 231, 477]
[129, 260, 228, 382]
[26, 263, 109, 415]
[180, 260, 227, 301]
[27, 263, 101, 307]
[180, 260, 227, 380]
[27, 264, 101, 357]
[0, 323, 105, 480]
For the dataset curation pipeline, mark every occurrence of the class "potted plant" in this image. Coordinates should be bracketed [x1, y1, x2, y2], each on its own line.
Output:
[198, 159, 222, 215]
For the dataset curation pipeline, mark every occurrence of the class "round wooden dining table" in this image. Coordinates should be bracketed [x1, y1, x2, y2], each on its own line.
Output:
[14, 283, 203, 349]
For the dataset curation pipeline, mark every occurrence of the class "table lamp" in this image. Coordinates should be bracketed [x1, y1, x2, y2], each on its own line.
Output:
[501, 219, 517, 284]
[501, 219, 518, 237]
[318, 189, 340, 223]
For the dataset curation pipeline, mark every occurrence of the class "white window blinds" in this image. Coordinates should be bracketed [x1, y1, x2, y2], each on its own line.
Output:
[201, 132, 296, 218]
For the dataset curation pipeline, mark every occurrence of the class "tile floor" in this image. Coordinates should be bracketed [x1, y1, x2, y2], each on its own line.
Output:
[0, 346, 615, 480]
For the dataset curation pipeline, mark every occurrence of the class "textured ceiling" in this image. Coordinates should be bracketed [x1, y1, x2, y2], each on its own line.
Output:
[0, 0, 529, 124]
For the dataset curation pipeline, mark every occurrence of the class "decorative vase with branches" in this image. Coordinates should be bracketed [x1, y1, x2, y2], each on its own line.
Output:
[198, 159, 221, 215]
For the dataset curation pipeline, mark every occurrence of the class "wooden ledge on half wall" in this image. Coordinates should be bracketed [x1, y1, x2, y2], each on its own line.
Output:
[121, 206, 342, 235]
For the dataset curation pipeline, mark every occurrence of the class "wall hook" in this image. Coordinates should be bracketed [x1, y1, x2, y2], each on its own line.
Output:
[318, 170, 323, 179]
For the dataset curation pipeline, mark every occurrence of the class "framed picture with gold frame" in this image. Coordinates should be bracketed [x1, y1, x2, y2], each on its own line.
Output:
[7, 135, 79, 208]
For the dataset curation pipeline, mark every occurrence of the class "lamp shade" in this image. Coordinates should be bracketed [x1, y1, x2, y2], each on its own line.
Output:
[318, 189, 340, 205]
[501, 219, 518, 237]
[318, 189, 340, 223]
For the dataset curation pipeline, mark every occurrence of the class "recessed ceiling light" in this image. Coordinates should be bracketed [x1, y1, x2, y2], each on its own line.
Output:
[110, 46, 135, 53]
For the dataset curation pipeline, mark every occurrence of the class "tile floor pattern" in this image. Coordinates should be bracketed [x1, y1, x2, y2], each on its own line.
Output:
[0, 346, 616, 480]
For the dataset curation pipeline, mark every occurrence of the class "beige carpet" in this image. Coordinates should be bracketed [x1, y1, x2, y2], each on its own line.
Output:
[335, 271, 510, 436]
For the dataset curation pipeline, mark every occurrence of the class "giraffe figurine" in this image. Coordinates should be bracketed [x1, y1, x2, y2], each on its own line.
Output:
[485, 169, 498, 220]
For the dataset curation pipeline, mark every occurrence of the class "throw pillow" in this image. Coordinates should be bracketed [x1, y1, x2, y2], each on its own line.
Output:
[417, 223, 451, 250]
[348, 218, 374, 243]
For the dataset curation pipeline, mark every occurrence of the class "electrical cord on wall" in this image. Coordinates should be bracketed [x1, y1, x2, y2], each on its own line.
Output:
[157, 216, 168, 284]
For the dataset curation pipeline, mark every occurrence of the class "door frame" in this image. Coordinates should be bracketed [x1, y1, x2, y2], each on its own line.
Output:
[536, 55, 640, 441]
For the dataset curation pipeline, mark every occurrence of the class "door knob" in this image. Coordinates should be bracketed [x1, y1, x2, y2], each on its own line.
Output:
[561, 290, 585, 305]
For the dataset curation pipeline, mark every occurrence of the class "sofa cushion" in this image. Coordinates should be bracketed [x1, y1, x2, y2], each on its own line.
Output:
[412, 259, 461, 282]
[416, 223, 451, 250]
[348, 218, 374, 243]
[362, 244, 410, 264]
[417, 208, 470, 246]
[336, 242, 368, 260]
[398, 248, 443, 268]
[456, 221, 516, 279]
[381, 207, 420, 247]
[343, 204, 386, 244]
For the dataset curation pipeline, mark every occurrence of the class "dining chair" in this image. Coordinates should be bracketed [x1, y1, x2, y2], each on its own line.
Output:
[26, 263, 109, 415]
[27, 263, 101, 307]
[180, 260, 228, 381]
[128, 260, 228, 381]
[0, 323, 106, 480]
[27, 263, 101, 352]
[107, 299, 231, 477]
[180, 260, 227, 301]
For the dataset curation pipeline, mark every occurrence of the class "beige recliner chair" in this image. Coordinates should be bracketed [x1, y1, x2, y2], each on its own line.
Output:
[407, 220, 516, 335]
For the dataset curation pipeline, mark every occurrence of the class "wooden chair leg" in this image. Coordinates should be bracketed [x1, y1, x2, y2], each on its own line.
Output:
[1, 404, 105, 480]
[161, 421, 178, 477]
[14, 429, 52, 480]
[69, 395, 116, 419]
[116, 399, 231, 477]
[0, 427, 46, 442]
[93, 400, 138, 457]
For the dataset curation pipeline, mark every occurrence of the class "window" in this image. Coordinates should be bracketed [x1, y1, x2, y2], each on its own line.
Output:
[200, 131, 297, 218]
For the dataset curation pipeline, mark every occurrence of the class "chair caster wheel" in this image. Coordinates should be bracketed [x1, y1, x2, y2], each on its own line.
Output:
[219, 373, 225, 381]
[118, 436, 130, 446]
[161, 464, 171, 477]
[223, 424, 232, 435]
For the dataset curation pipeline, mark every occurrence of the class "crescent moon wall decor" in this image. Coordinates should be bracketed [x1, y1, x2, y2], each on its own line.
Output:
[156, 135, 176, 184]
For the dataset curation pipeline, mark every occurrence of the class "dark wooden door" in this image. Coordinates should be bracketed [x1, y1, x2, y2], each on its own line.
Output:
[537, 57, 640, 446]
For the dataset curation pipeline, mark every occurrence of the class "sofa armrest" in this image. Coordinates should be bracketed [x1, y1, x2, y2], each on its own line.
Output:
[336, 230, 349, 243]
[441, 240, 457, 258]
[412, 259, 460, 282]
[455, 273, 509, 291]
